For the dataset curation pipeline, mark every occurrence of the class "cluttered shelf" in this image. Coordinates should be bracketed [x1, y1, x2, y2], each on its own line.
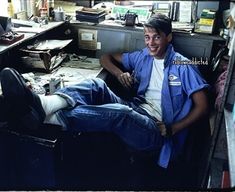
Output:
[70, 19, 225, 42]
[0, 21, 65, 54]
[69, 0, 226, 41]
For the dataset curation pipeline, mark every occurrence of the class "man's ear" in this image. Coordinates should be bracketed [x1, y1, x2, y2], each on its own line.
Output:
[167, 33, 172, 42]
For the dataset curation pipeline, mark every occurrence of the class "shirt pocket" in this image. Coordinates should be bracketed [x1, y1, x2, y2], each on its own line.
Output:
[170, 84, 184, 112]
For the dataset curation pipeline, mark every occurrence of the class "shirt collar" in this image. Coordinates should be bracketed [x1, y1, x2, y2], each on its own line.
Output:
[163, 44, 175, 68]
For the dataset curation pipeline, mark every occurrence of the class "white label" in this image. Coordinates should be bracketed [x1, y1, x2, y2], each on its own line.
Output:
[81, 33, 93, 41]
[97, 42, 101, 50]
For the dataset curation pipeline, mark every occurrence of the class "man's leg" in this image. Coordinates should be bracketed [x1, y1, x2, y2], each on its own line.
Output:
[0, 68, 124, 130]
[39, 95, 68, 116]
[54, 78, 124, 106]
[0, 68, 163, 151]
[59, 103, 163, 151]
[43, 78, 126, 127]
[38, 78, 123, 116]
[0, 68, 46, 130]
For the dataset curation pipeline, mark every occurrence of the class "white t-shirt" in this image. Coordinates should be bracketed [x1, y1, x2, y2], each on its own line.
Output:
[140, 58, 164, 121]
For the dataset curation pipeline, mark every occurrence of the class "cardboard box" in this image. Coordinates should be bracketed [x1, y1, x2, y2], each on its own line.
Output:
[19, 39, 72, 72]
[20, 48, 66, 73]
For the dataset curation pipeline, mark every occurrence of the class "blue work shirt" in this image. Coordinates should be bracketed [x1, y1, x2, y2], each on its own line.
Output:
[121, 44, 209, 168]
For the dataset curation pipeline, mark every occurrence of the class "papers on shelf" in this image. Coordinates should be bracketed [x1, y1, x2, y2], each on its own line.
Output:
[12, 26, 44, 34]
[35, 66, 102, 87]
[63, 55, 101, 69]
[27, 39, 73, 50]
[12, 19, 40, 28]
[178, 1, 192, 23]
[172, 22, 194, 32]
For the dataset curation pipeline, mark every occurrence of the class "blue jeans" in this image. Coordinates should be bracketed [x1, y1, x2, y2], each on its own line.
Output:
[55, 78, 163, 151]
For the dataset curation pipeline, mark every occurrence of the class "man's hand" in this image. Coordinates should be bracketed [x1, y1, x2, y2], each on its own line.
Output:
[156, 121, 167, 137]
[118, 72, 134, 89]
[156, 90, 209, 138]
[156, 121, 172, 137]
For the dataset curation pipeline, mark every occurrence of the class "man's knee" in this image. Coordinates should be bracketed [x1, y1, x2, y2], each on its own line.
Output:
[91, 78, 106, 87]
[89, 78, 109, 91]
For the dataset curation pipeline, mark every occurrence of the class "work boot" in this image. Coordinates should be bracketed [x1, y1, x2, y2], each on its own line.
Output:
[0, 68, 46, 130]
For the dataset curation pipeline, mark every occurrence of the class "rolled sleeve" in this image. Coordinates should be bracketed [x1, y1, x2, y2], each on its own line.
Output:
[122, 49, 147, 71]
[122, 52, 135, 71]
[181, 65, 210, 97]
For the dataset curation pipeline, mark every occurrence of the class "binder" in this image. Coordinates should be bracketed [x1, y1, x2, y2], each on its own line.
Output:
[171, 2, 180, 21]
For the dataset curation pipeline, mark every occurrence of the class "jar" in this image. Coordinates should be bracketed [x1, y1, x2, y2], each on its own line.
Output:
[40, 8, 47, 18]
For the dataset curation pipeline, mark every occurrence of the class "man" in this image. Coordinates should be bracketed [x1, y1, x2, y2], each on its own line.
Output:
[0, 14, 209, 168]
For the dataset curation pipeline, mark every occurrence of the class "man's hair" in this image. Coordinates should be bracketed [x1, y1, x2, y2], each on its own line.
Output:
[144, 14, 172, 36]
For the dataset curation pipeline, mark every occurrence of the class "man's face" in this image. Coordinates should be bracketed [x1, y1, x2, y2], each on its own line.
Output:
[144, 27, 172, 59]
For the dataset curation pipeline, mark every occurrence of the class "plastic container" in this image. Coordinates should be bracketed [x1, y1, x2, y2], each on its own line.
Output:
[7, 0, 14, 18]
[54, 7, 65, 21]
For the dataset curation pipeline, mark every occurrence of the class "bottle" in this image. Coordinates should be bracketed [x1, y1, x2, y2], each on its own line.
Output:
[7, 0, 14, 18]
[40, 7, 47, 18]
[47, 0, 55, 20]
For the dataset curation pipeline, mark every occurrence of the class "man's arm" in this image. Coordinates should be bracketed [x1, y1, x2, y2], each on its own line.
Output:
[158, 89, 209, 136]
[100, 53, 123, 79]
[171, 89, 209, 135]
[100, 53, 134, 88]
